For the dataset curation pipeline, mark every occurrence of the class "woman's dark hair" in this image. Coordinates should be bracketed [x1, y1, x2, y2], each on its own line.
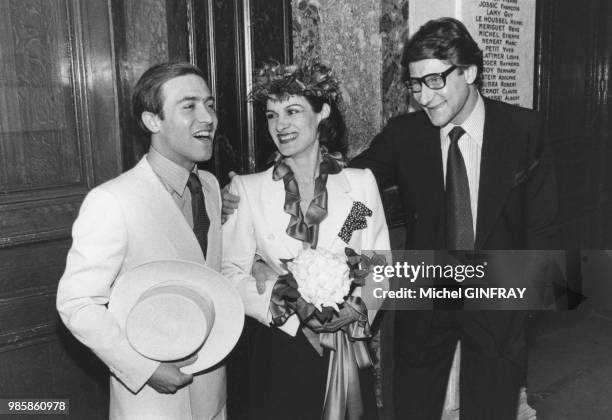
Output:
[401, 17, 483, 88]
[132, 62, 208, 135]
[303, 95, 347, 157]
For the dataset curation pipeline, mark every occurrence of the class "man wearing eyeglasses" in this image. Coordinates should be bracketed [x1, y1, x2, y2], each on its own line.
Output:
[351, 17, 559, 420]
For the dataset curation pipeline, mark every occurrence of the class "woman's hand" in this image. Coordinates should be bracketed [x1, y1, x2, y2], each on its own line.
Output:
[305, 303, 360, 333]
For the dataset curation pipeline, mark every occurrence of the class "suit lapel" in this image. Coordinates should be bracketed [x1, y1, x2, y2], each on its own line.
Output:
[475, 100, 519, 248]
[317, 171, 353, 252]
[198, 171, 222, 270]
[416, 125, 446, 247]
[260, 169, 302, 257]
[134, 159, 205, 264]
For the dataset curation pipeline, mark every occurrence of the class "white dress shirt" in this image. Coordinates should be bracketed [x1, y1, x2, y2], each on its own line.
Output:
[147, 146, 198, 228]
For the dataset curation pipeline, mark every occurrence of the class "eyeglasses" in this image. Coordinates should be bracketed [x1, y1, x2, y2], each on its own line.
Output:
[404, 65, 458, 93]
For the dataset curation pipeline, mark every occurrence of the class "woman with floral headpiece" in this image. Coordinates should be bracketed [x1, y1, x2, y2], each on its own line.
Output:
[222, 61, 390, 420]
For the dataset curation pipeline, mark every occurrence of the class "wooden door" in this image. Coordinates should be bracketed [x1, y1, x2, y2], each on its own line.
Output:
[0, 0, 121, 417]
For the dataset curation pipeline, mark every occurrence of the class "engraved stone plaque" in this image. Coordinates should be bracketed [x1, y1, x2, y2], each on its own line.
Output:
[409, 0, 536, 108]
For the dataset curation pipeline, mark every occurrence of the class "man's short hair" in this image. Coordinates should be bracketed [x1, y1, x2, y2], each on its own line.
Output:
[401, 17, 484, 88]
[132, 62, 207, 135]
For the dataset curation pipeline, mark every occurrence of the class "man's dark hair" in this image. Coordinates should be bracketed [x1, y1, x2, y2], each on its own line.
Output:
[401, 17, 484, 88]
[132, 62, 207, 135]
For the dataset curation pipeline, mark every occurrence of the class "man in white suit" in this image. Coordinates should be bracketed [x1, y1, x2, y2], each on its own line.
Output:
[57, 62, 226, 419]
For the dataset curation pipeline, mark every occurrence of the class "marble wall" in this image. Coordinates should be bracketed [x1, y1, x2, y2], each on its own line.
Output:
[380, 0, 411, 121]
[292, 0, 322, 63]
[292, 0, 410, 157]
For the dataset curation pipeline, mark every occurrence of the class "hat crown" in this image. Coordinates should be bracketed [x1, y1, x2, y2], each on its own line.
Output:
[126, 283, 215, 361]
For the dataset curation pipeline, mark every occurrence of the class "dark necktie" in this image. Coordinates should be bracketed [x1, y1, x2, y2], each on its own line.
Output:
[445, 126, 474, 250]
[187, 172, 209, 257]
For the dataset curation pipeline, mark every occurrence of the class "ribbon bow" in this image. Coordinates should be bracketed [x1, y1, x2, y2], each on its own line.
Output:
[320, 296, 372, 420]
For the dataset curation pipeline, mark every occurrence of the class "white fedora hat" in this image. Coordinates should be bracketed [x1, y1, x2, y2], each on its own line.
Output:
[108, 260, 244, 374]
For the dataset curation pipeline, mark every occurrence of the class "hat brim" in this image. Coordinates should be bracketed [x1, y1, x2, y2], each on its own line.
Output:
[109, 260, 244, 374]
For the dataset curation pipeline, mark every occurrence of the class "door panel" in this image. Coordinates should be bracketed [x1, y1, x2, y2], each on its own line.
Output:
[0, 0, 294, 417]
[187, 0, 292, 185]
[536, 0, 612, 248]
[0, 0, 119, 417]
[0, 0, 88, 246]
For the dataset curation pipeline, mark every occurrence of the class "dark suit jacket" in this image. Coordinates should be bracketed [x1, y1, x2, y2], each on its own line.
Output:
[352, 98, 559, 250]
[351, 98, 560, 364]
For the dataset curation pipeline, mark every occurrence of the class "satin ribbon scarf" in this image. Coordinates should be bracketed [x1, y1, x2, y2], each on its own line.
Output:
[271, 150, 344, 248]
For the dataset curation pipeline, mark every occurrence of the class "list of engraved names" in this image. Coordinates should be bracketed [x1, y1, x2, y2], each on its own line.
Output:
[467, 0, 534, 107]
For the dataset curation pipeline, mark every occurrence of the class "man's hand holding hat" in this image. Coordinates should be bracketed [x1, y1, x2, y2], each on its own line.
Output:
[147, 355, 198, 394]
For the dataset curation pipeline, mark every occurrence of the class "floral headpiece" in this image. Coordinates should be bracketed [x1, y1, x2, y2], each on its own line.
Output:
[248, 60, 341, 104]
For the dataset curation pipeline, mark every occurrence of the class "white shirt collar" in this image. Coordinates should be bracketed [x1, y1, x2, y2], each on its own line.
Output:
[147, 146, 196, 197]
[440, 93, 485, 146]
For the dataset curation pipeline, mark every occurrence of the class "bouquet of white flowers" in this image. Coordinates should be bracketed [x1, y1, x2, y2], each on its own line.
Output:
[286, 248, 352, 312]
[270, 247, 385, 327]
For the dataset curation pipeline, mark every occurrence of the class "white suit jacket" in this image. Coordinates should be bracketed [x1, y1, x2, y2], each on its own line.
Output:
[222, 166, 390, 336]
[57, 157, 226, 420]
